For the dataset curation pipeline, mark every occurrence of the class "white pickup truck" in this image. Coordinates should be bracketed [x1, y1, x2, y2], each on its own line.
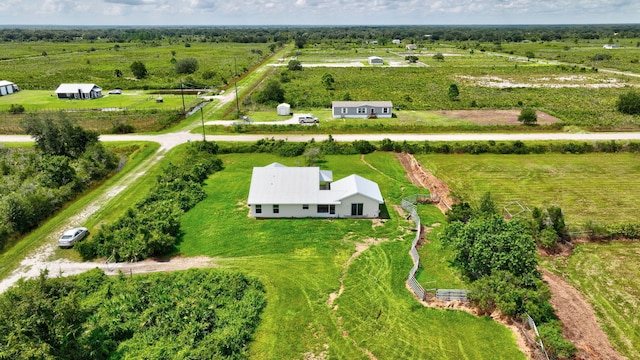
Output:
[298, 116, 319, 124]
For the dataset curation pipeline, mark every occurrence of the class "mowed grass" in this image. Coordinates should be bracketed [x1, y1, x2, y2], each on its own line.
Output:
[0, 90, 198, 112]
[542, 242, 640, 359]
[415, 152, 640, 226]
[177, 151, 525, 359]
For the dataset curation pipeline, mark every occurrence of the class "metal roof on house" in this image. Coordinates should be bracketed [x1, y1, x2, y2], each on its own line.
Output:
[332, 101, 393, 108]
[248, 165, 330, 205]
[247, 163, 382, 205]
[55, 83, 102, 93]
[0, 80, 15, 86]
[331, 174, 384, 204]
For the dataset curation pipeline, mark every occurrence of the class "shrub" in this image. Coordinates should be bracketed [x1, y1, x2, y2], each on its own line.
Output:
[537, 321, 578, 359]
[175, 58, 199, 74]
[287, 59, 302, 71]
[518, 108, 538, 125]
[8, 104, 25, 114]
[616, 91, 640, 115]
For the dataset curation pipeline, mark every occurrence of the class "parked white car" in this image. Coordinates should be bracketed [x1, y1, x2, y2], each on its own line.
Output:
[58, 227, 89, 248]
[298, 116, 319, 124]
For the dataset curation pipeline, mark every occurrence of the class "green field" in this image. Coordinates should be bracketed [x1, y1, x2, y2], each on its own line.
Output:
[415, 152, 640, 226]
[542, 242, 640, 359]
[0, 41, 272, 91]
[0, 90, 199, 112]
[175, 151, 525, 359]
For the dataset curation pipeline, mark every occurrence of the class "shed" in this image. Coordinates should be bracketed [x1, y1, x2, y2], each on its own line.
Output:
[368, 56, 383, 65]
[277, 103, 291, 116]
[0, 81, 19, 96]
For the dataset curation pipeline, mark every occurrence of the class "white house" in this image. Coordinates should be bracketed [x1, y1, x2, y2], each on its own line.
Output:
[247, 162, 384, 218]
[332, 101, 393, 119]
[0, 80, 19, 96]
[392, 39, 401, 45]
[277, 103, 291, 116]
[55, 83, 102, 100]
[368, 56, 383, 65]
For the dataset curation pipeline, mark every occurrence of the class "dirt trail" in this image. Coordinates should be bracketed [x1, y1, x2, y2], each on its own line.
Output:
[396, 152, 625, 360]
[542, 269, 626, 360]
[395, 153, 455, 212]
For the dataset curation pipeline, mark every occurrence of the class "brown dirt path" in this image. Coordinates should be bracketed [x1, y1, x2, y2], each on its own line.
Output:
[396, 152, 455, 212]
[542, 269, 626, 360]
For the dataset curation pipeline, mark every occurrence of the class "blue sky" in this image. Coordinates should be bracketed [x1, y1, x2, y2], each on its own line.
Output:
[0, 0, 638, 26]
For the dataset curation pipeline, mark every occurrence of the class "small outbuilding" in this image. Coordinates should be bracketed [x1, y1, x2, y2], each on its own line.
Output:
[368, 56, 383, 65]
[277, 103, 291, 116]
[0, 80, 19, 96]
[55, 83, 102, 100]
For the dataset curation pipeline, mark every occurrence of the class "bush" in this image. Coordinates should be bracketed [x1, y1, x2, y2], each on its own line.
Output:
[537, 320, 578, 359]
[616, 91, 640, 115]
[518, 108, 538, 125]
[8, 104, 24, 114]
[175, 58, 199, 74]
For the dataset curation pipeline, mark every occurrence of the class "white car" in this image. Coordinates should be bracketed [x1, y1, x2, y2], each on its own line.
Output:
[108, 89, 122, 95]
[298, 116, 319, 124]
[58, 227, 89, 248]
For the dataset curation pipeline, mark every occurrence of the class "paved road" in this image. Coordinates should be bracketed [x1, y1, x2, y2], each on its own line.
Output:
[4, 132, 640, 151]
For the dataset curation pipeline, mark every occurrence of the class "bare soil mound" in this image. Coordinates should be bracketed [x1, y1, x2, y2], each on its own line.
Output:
[396, 153, 455, 212]
[542, 269, 625, 360]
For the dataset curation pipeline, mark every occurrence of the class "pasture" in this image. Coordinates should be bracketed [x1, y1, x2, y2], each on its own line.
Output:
[414, 152, 640, 226]
[542, 242, 640, 359]
[176, 151, 525, 359]
[0, 41, 272, 91]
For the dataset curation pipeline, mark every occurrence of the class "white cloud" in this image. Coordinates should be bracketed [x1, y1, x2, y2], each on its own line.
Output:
[0, 0, 636, 25]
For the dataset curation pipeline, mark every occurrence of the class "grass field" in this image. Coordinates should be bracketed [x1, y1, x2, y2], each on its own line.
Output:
[415, 152, 640, 226]
[542, 242, 640, 359]
[0, 41, 272, 91]
[176, 151, 525, 359]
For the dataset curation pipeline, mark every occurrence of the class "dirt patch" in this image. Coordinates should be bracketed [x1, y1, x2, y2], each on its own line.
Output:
[396, 153, 455, 213]
[541, 268, 625, 360]
[429, 109, 561, 126]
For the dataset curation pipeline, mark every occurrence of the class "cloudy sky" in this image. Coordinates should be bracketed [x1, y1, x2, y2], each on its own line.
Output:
[0, 0, 638, 26]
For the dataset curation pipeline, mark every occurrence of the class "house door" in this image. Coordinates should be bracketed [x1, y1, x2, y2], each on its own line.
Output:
[351, 203, 363, 216]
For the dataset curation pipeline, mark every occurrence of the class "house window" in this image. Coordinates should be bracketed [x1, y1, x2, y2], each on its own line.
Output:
[302, 204, 309, 210]
[382, 107, 389, 114]
[330, 205, 335, 214]
[317, 205, 329, 213]
[351, 203, 364, 216]
[273, 205, 279, 214]
[255, 205, 262, 214]
[341, 108, 348, 114]
[357, 107, 366, 114]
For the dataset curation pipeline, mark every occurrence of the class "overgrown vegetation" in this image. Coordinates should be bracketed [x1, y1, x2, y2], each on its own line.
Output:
[76, 141, 222, 262]
[0, 268, 265, 359]
[444, 194, 576, 359]
[0, 115, 116, 251]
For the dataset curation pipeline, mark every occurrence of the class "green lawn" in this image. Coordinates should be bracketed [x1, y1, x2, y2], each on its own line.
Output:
[415, 152, 640, 226]
[177, 152, 525, 359]
[542, 242, 640, 359]
[0, 90, 198, 112]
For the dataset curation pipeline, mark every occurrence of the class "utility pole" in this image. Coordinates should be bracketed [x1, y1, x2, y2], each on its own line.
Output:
[180, 80, 186, 114]
[235, 82, 240, 119]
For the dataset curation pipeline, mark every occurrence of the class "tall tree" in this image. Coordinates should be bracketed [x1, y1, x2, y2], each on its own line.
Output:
[448, 83, 460, 101]
[21, 115, 99, 158]
[130, 60, 148, 79]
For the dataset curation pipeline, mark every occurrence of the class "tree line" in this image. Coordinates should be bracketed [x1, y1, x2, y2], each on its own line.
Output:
[2, 24, 639, 44]
[0, 114, 117, 251]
